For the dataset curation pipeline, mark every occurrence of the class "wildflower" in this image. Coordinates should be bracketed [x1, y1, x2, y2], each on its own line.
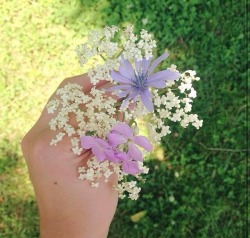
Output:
[47, 26, 202, 200]
[108, 122, 153, 161]
[80, 136, 115, 162]
[114, 151, 142, 175]
[109, 52, 180, 111]
[104, 122, 153, 175]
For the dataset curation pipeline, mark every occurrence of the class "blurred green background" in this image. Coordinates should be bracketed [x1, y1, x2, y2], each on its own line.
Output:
[0, 0, 248, 237]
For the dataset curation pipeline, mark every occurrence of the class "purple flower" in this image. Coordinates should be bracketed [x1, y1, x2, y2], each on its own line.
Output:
[80, 123, 153, 176]
[115, 152, 142, 175]
[107, 122, 153, 162]
[109, 52, 180, 112]
[80, 136, 116, 162]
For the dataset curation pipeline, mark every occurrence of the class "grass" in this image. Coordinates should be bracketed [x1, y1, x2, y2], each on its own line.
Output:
[0, 0, 248, 237]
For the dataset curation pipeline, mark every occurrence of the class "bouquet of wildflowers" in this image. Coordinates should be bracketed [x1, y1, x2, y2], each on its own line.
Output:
[46, 25, 203, 200]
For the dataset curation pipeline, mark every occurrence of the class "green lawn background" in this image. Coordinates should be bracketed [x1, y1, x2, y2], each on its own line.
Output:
[0, 0, 247, 237]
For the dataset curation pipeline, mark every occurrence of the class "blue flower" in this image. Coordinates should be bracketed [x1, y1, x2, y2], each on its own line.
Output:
[109, 52, 180, 112]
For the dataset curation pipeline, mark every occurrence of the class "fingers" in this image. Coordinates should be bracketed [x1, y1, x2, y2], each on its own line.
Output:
[23, 74, 112, 140]
[21, 74, 120, 237]
[25, 128, 118, 238]
[63, 74, 110, 94]
[22, 73, 122, 154]
[23, 128, 89, 181]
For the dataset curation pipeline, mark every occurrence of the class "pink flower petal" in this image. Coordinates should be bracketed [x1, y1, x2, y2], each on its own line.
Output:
[112, 122, 134, 139]
[92, 146, 106, 162]
[104, 148, 115, 162]
[128, 142, 143, 161]
[114, 151, 130, 161]
[107, 133, 127, 148]
[96, 138, 110, 148]
[134, 136, 153, 152]
[80, 136, 97, 149]
[122, 160, 142, 175]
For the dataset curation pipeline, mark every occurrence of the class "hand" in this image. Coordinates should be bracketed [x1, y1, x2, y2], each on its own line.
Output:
[21, 74, 118, 238]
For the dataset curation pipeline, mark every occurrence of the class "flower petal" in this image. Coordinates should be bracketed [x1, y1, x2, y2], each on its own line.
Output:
[134, 58, 151, 71]
[110, 71, 131, 84]
[120, 90, 140, 108]
[106, 84, 132, 92]
[107, 133, 127, 148]
[148, 69, 180, 83]
[114, 151, 130, 161]
[117, 87, 133, 98]
[122, 160, 142, 175]
[120, 56, 135, 79]
[148, 52, 169, 75]
[92, 146, 106, 162]
[111, 122, 134, 139]
[104, 148, 116, 162]
[134, 136, 153, 151]
[110, 155, 121, 163]
[80, 136, 97, 149]
[129, 90, 140, 101]
[141, 58, 152, 72]
[120, 97, 130, 109]
[96, 138, 110, 148]
[146, 80, 166, 88]
[135, 60, 142, 72]
[140, 89, 154, 112]
[128, 142, 143, 161]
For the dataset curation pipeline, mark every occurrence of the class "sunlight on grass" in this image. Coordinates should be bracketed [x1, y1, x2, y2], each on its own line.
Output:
[0, 0, 90, 142]
[0, 0, 109, 236]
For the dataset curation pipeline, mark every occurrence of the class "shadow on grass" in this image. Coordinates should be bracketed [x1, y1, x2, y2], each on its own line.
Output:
[0, 140, 39, 237]
[0, 140, 22, 174]
[0, 196, 39, 238]
[109, 158, 246, 238]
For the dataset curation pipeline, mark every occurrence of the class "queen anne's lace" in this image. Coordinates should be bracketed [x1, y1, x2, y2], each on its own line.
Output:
[46, 25, 203, 200]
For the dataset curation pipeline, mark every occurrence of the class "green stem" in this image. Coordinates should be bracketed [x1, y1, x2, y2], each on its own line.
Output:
[114, 101, 123, 107]
[100, 54, 106, 61]
[116, 48, 124, 58]
[129, 119, 137, 127]
[158, 86, 179, 96]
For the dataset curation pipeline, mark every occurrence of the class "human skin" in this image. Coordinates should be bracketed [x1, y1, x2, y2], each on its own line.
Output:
[21, 74, 119, 238]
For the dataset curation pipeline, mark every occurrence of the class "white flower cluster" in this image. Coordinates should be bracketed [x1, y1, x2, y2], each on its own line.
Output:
[46, 83, 117, 154]
[78, 156, 149, 200]
[78, 157, 114, 187]
[122, 25, 156, 60]
[46, 26, 203, 200]
[146, 68, 203, 144]
[46, 83, 150, 200]
[113, 160, 149, 200]
[116, 181, 141, 200]
[75, 25, 156, 84]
